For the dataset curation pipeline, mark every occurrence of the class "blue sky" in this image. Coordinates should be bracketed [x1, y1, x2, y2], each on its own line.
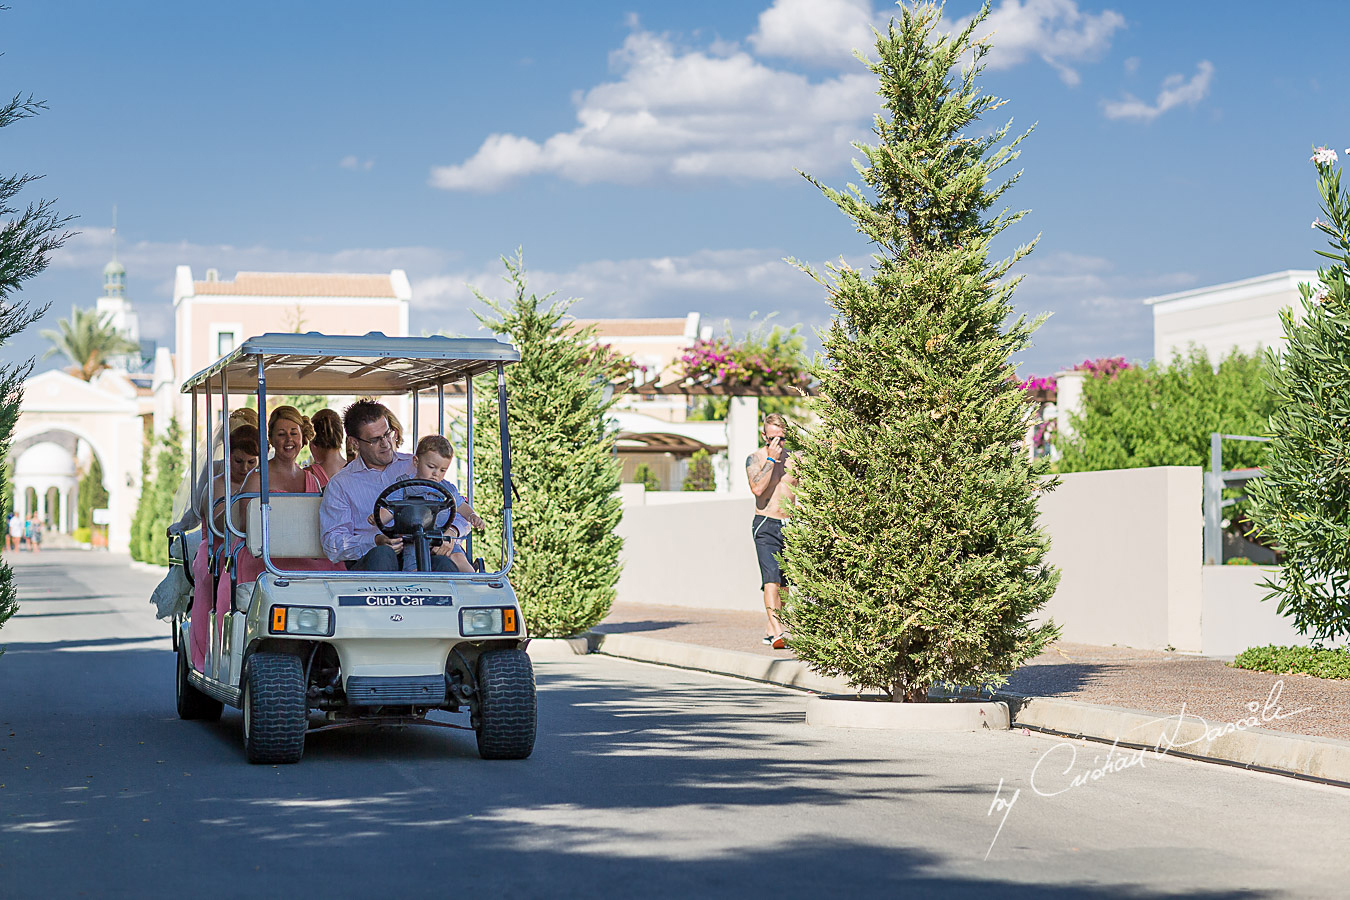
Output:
[4, 0, 1345, 379]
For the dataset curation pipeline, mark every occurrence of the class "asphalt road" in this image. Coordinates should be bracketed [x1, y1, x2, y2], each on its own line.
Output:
[2, 551, 1348, 898]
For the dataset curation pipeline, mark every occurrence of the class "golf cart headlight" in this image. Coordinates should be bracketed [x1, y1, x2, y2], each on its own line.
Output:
[460, 607, 503, 636]
[269, 605, 332, 636]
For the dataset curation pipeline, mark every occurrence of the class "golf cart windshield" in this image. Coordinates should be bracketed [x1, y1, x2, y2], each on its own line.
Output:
[177, 332, 520, 582]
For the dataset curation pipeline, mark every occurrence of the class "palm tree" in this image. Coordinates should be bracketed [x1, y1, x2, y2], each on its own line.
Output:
[40, 306, 140, 381]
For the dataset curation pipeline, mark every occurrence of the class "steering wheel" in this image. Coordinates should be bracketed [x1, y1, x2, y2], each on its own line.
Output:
[373, 479, 459, 540]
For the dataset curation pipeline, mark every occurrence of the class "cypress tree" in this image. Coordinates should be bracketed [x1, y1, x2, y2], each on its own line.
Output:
[470, 252, 623, 637]
[0, 80, 72, 651]
[1247, 147, 1350, 642]
[782, 3, 1059, 701]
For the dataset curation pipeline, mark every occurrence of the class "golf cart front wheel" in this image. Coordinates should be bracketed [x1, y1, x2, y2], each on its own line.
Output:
[242, 652, 308, 764]
[475, 648, 537, 760]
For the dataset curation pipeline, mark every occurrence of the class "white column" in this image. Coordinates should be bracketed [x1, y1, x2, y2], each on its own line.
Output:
[1054, 370, 1085, 446]
[726, 396, 760, 498]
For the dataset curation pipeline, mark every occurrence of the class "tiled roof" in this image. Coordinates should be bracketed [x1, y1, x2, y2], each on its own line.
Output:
[568, 318, 689, 338]
[191, 272, 398, 298]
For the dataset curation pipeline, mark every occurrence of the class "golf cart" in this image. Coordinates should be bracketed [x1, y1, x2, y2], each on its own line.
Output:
[164, 332, 534, 763]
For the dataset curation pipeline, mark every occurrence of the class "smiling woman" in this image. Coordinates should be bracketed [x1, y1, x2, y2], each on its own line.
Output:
[233, 407, 342, 588]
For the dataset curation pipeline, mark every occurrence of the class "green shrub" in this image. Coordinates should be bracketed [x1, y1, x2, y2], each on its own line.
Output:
[1231, 644, 1350, 680]
[1246, 150, 1350, 642]
[72, 526, 91, 544]
[632, 463, 659, 492]
[682, 449, 715, 491]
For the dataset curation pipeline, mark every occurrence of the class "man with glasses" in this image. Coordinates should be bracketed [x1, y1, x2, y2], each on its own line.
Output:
[319, 399, 458, 572]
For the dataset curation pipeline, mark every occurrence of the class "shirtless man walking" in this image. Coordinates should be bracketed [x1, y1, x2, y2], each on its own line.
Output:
[746, 413, 796, 649]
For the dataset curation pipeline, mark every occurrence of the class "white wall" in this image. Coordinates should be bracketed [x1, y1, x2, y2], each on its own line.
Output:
[616, 495, 763, 611]
[1036, 466, 1202, 651]
[1201, 566, 1344, 657]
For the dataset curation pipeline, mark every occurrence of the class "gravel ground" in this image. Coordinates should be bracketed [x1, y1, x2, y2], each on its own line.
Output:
[596, 601, 1350, 742]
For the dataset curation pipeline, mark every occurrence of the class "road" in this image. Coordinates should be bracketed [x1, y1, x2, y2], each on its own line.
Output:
[1, 551, 1348, 898]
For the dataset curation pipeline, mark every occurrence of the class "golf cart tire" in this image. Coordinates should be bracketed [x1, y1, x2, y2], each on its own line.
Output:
[242, 652, 308, 764]
[176, 644, 223, 721]
[475, 648, 537, 760]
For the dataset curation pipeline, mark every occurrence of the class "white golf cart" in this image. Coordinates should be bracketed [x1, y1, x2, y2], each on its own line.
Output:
[164, 332, 534, 764]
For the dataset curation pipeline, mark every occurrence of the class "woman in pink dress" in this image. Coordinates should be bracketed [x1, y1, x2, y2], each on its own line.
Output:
[235, 406, 344, 588]
[305, 408, 346, 489]
[189, 425, 259, 671]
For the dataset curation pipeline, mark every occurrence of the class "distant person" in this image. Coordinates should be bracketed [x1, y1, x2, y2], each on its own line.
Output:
[321, 399, 460, 572]
[746, 413, 796, 649]
[369, 434, 484, 572]
[6, 513, 20, 552]
[306, 408, 346, 488]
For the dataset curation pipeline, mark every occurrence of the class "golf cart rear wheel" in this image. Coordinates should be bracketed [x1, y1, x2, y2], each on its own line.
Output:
[475, 648, 537, 760]
[176, 644, 223, 721]
[242, 652, 307, 764]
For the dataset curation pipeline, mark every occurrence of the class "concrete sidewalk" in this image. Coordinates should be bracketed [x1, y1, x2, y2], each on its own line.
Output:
[591, 601, 1350, 784]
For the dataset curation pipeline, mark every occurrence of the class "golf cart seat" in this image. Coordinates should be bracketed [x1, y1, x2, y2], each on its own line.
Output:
[229, 495, 327, 613]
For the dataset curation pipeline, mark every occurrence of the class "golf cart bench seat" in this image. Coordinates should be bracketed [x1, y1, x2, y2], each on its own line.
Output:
[245, 495, 325, 559]
[232, 495, 327, 612]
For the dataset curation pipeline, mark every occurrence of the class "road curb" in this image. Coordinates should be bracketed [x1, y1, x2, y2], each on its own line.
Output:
[589, 632, 1350, 784]
[591, 633, 852, 694]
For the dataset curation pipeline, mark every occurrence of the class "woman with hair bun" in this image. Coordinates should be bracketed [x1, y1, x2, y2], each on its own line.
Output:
[235, 406, 341, 585]
[306, 408, 346, 488]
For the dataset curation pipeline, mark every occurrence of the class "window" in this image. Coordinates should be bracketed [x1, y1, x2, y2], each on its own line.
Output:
[217, 331, 235, 358]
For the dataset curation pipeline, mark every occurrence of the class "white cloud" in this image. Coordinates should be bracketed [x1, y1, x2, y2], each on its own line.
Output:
[340, 155, 375, 171]
[969, 0, 1126, 85]
[1101, 60, 1214, 122]
[1123, 55, 1140, 74]
[1010, 251, 1196, 372]
[748, 0, 880, 67]
[430, 28, 875, 192]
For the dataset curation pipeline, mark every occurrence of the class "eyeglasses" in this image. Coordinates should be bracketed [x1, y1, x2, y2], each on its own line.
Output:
[355, 428, 395, 447]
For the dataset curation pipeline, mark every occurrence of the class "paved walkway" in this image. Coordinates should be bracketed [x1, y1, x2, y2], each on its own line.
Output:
[596, 602, 1350, 743]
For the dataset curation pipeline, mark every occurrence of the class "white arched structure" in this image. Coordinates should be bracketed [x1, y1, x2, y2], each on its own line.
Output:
[14, 370, 145, 553]
[13, 441, 77, 532]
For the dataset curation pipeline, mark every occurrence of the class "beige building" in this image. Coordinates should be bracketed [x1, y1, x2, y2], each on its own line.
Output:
[1146, 270, 1316, 363]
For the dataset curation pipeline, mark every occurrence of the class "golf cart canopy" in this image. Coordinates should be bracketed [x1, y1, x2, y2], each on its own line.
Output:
[180, 332, 521, 395]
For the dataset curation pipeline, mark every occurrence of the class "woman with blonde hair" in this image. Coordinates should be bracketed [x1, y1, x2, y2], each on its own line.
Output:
[235, 406, 341, 585]
[306, 408, 346, 488]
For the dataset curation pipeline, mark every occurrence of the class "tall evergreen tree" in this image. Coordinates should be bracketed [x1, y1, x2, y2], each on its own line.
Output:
[130, 418, 186, 565]
[782, 3, 1059, 701]
[470, 252, 623, 637]
[0, 81, 72, 652]
[77, 455, 109, 529]
[1247, 147, 1350, 642]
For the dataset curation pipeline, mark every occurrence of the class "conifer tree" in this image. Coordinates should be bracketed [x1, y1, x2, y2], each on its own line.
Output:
[0, 81, 72, 651]
[1247, 147, 1350, 642]
[130, 418, 186, 565]
[470, 252, 623, 637]
[782, 3, 1059, 701]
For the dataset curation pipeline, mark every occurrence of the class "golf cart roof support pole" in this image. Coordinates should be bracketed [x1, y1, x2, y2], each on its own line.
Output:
[437, 382, 445, 435]
[465, 369, 474, 562]
[497, 363, 514, 572]
[204, 369, 216, 541]
[412, 387, 419, 447]
[189, 385, 197, 532]
[257, 355, 274, 575]
[221, 367, 234, 539]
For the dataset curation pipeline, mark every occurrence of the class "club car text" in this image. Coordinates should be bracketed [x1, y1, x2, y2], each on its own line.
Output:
[338, 594, 454, 607]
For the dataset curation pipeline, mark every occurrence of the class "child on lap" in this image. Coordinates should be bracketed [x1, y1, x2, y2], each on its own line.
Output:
[369, 434, 485, 572]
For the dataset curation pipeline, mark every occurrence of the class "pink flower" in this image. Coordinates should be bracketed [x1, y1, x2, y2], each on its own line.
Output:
[1311, 146, 1339, 166]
